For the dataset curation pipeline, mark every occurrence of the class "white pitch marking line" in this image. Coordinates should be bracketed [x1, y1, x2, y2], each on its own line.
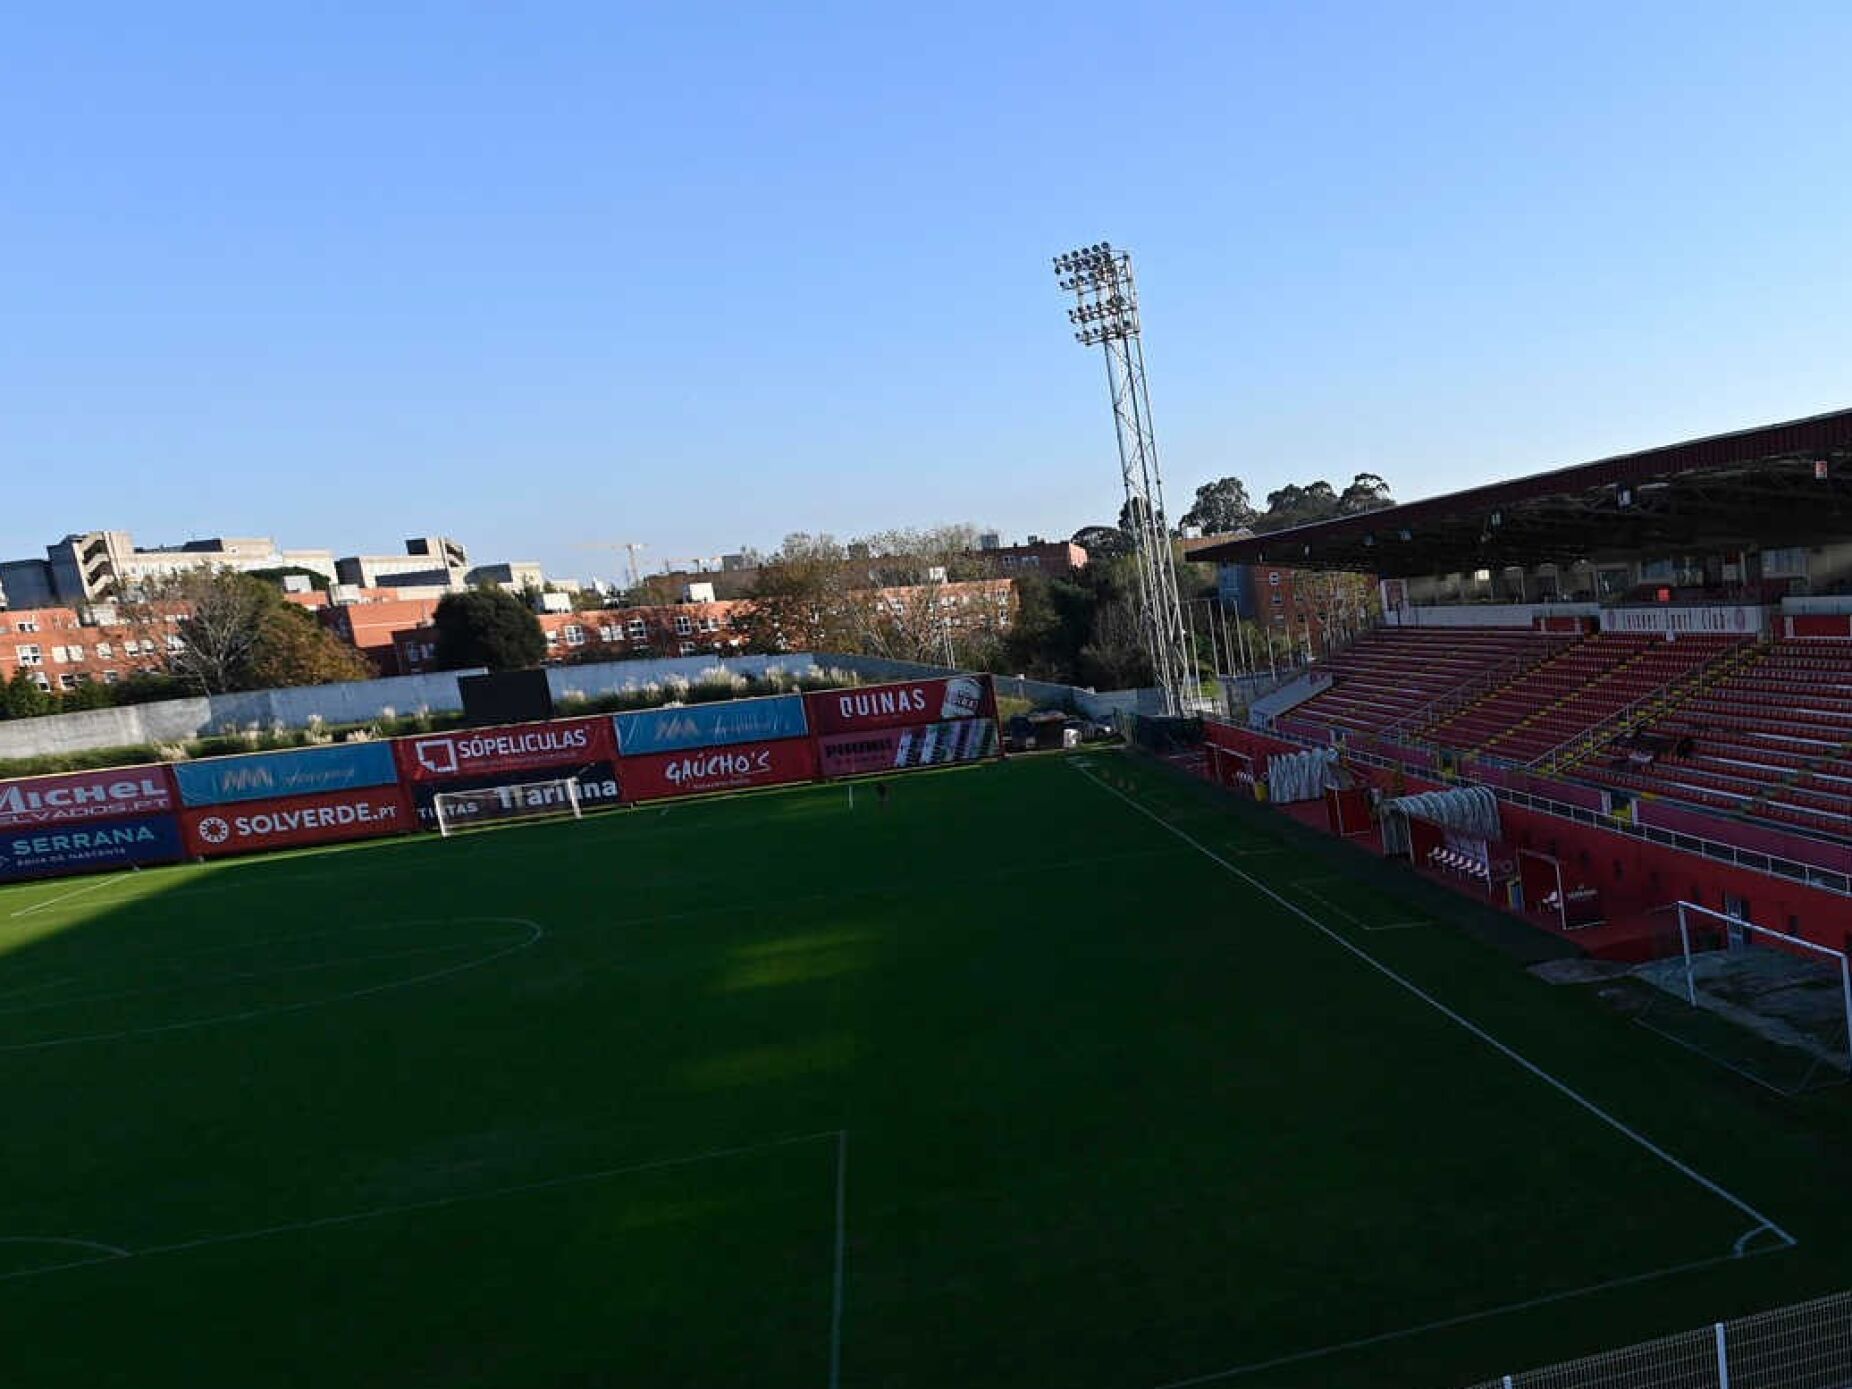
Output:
[829, 1128, 848, 1389]
[0, 1129, 842, 1284]
[0, 917, 547, 1054]
[0, 1235, 130, 1259]
[1145, 1247, 1775, 1388]
[8, 874, 127, 920]
[1072, 763, 1796, 1252]
[1292, 882, 1418, 934]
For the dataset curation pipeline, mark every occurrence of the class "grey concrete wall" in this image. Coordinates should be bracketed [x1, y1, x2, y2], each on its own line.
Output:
[548, 653, 825, 702]
[0, 648, 1142, 762]
[0, 698, 215, 759]
[1247, 671, 1333, 728]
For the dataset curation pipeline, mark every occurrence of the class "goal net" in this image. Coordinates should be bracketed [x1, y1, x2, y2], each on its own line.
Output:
[433, 777, 584, 838]
[1631, 902, 1851, 1096]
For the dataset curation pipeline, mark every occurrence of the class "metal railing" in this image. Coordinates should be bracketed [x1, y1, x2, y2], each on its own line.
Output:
[1528, 640, 1769, 773]
[1246, 720, 1852, 900]
[1461, 1287, 1852, 1389]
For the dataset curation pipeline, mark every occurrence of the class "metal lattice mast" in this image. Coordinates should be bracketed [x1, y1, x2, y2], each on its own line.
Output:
[1054, 242, 1194, 715]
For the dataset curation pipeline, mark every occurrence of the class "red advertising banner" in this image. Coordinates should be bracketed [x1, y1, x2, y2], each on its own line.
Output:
[394, 716, 617, 783]
[0, 765, 176, 831]
[182, 785, 415, 858]
[804, 675, 997, 737]
[622, 737, 817, 803]
[816, 717, 998, 778]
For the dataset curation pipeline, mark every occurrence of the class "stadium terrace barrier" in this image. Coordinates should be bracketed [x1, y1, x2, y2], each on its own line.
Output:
[0, 676, 1007, 879]
[1460, 1287, 1852, 1389]
[1202, 717, 1852, 926]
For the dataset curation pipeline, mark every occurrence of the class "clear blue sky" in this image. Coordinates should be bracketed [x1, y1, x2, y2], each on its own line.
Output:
[5, 2, 1849, 585]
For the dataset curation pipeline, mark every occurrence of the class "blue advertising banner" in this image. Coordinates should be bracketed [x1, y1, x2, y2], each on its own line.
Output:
[0, 812, 184, 882]
[173, 742, 401, 808]
[614, 695, 809, 756]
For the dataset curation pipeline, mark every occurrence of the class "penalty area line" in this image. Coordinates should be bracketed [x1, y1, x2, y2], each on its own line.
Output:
[1071, 763, 1796, 1256]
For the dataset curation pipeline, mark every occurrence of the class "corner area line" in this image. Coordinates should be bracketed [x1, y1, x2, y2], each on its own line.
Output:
[829, 1128, 849, 1389]
[8, 874, 127, 920]
[1070, 763, 1797, 1253]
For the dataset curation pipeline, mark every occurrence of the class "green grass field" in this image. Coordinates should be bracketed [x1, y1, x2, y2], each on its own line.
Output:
[1, 751, 1849, 1388]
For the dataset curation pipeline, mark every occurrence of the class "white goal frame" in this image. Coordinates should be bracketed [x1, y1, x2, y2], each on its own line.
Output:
[433, 776, 584, 838]
[1673, 900, 1852, 1048]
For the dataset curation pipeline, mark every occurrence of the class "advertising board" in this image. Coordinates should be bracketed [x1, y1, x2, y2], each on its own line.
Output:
[804, 675, 997, 737]
[181, 785, 415, 859]
[394, 716, 617, 783]
[621, 737, 816, 802]
[173, 743, 401, 808]
[0, 812, 184, 882]
[1598, 605, 1768, 636]
[408, 761, 622, 830]
[0, 765, 175, 831]
[815, 717, 998, 778]
[613, 694, 808, 756]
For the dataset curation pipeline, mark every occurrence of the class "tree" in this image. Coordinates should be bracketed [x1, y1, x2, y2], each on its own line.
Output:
[245, 604, 376, 687]
[119, 569, 379, 693]
[1071, 524, 1132, 559]
[0, 668, 53, 720]
[1338, 472, 1395, 514]
[1117, 495, 1170, 537]
[160, 569, 275, 693]
[1256, 480, 1341, 532]
[1180, 477, 1257, 534]
[431, 588, 548, 671]
[245, 566, 333, 594]
[731, 534, 859, 654]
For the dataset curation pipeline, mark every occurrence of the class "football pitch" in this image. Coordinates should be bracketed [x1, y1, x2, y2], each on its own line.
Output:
[1, 752, 1848, 1388]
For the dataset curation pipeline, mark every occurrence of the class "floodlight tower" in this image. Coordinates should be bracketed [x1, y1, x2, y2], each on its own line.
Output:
[1053, 242, 1193, 714]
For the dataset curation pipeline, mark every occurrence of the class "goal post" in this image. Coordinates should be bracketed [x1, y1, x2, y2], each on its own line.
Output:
[433, 776, 584, 838]
[1673, 901, 1852, 1029]
[1634, 901, 1852, 1094]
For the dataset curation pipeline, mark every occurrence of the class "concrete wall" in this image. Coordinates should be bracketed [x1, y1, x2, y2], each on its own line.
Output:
[0, 648, 1148, 760]
[548, 653, 824, 702]
[1248, 671, 1332, 727]
[0, 654, 835, 762]
[1384, 603, 1599, 629]
[817, 652, 1166, 721]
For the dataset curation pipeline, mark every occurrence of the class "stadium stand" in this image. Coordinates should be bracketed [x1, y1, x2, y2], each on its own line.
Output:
[1281, 626, 1562, 736]
[1429, 631, 1745, 765]
[1572, 638, 1852, 837]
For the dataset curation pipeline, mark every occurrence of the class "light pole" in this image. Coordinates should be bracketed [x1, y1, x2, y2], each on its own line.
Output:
[1052, 242, 1194, 716]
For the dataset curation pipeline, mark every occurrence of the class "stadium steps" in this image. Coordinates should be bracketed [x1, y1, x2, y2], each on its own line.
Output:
[1565, 638, 1852, 842]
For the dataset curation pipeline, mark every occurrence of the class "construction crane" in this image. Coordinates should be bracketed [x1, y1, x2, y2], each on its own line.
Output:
[575, 541, 647, 590]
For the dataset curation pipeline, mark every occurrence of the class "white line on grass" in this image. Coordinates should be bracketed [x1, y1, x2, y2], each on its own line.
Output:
[1290, 880, 1417, 933]
[1146, 1247, 1778, 1388]
[0, 1129, 842, 1284]
[1071, 763, 1796, 1257]
[0, 917, 546, 1053]
[0, 1235, 131, 1259]
[8, 874, 127, 920]
[829, 1128, 848, 1389]
[0, 933, 523, 1021]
